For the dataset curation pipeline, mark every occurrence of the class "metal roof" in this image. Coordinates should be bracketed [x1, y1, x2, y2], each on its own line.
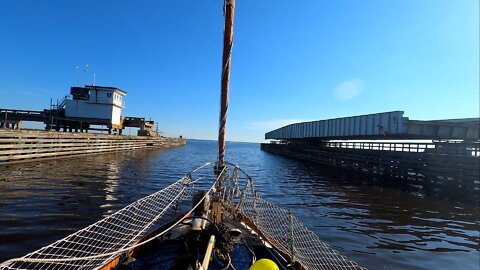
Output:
[265, 111, 479, 141]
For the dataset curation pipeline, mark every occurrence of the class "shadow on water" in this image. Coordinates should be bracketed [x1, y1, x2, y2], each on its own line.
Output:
[0, 140, 479, 270]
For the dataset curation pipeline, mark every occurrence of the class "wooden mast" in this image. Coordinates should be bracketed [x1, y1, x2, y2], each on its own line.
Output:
[218, 0, 235, 165]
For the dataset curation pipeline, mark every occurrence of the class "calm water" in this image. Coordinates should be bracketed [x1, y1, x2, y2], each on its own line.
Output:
[0, 140, 478, 269]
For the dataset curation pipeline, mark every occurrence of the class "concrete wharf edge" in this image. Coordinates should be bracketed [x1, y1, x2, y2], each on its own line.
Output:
[0, 129, 186, 165]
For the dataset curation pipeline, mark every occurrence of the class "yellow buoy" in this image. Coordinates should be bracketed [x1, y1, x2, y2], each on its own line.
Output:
[249, 258, 280, 270]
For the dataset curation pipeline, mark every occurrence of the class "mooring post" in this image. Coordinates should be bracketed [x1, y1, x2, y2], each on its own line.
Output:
[49, 98, 53, 130]
[4, 111, 7, 129]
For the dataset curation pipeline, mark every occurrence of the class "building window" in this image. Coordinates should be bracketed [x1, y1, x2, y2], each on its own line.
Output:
[107, 93, 112, 98]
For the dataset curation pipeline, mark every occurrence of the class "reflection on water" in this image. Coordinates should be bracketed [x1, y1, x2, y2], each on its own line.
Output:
[0, 140, 478, 270]
[102, 161, 123, 213]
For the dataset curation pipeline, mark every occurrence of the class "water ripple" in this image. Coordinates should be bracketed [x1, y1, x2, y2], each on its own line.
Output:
[0, 140, 478, 270]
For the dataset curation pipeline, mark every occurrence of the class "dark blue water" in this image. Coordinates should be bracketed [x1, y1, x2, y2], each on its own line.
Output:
[0, 140, 478, 269]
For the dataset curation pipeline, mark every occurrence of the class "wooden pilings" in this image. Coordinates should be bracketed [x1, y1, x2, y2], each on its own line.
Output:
[261, 141, 479, 190]
[0, 129, 186, 165]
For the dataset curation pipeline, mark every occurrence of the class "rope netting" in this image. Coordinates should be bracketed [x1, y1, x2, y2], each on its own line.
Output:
[0, 163, 219, 270]
[1, 162, 366, 270]
[221, 165, 367, 270]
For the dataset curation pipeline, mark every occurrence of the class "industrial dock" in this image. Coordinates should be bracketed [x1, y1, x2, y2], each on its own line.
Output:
[1, 85, 160, 135]
[0, 85, 185, 165]
[261, 111, 479, 191]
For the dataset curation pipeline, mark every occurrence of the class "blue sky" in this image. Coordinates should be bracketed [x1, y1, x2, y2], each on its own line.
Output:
[0, 0, 478, 142]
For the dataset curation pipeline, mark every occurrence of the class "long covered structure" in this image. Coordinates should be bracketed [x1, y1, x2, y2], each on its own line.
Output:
[262, 112, 479, 194]
[265, 111, 479, 141]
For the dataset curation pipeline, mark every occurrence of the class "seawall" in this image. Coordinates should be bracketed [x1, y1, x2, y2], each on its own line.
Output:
[0, 129, 186, 165]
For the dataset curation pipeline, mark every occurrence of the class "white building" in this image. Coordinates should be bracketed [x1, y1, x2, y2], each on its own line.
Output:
[64, 85, 126, 129]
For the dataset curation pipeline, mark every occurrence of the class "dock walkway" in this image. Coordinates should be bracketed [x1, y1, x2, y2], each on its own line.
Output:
[0, 129, 185, 165]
